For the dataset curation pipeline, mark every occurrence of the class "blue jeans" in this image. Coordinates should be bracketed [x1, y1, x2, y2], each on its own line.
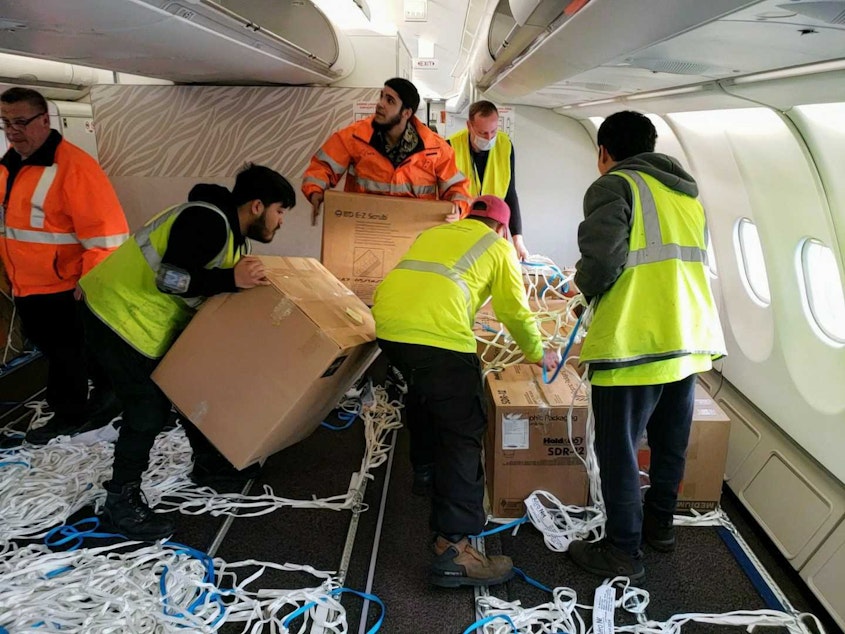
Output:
[591, 374, 696, 554]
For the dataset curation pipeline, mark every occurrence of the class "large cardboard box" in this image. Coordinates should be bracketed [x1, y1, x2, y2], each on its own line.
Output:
[485, 364, 590, 518]
[321, 190, 452, 304]
[153, 256, 379, 469]
[638, 384, 731, 511]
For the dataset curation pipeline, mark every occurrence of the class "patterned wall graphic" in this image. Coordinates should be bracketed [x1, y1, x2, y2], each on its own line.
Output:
[90, 85, 378, 257]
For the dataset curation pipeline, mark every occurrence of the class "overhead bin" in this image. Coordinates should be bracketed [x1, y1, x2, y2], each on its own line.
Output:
[0, 0, 353, 85]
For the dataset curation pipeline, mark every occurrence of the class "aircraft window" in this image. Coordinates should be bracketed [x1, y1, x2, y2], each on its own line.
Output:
[735, 218, 770, 306]
[800, 239, 845, 345]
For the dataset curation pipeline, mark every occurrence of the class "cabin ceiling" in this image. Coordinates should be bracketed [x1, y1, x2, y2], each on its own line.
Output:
[484, 0, 845, 108]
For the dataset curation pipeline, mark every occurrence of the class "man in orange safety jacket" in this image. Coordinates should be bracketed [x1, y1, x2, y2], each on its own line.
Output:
[0, 87, 129, 444]
[302, 77, 470, 225]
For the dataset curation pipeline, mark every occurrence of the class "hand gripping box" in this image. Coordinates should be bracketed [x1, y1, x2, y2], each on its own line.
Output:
[485, 364, 590, 518]
[153, 256, 378, 469]
[321, 190, 452, 304]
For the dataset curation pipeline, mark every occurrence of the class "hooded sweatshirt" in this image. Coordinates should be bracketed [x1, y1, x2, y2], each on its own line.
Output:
[574, 152, 698, 299]
[159, 184, 245, 298]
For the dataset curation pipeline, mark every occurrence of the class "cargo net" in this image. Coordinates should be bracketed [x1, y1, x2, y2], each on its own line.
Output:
[475, 255, 586, 375]
[0, 381, 400, 632]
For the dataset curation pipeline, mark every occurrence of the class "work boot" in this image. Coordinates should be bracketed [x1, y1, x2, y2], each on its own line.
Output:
[430, 536, 514, 588]
[100, 480, 176, 541]
[190, 452, 261, 492]
[412, 463, 434, 497]
[79, 389, 123, 433]
[569, 539, 645, 581]
[643, 510, 676, 552]
[25, 415, 82, 445]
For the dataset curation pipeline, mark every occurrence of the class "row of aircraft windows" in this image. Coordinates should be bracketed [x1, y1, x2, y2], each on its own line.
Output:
[735, 218, 845, 346]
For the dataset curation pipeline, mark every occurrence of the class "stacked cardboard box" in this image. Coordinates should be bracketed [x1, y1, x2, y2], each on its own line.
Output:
[153, 256, 378, 469]
[485, 364, 590, 518]
[320, 191, 451, 305]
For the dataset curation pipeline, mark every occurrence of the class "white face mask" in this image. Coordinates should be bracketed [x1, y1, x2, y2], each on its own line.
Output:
[472, 133, 496, 152]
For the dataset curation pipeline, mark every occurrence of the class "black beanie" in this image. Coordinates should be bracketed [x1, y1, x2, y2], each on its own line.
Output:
[384, 77, 420, 114]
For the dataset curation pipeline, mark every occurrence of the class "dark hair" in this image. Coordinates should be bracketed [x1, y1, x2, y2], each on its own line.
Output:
[597, 111, 657, 161]
[0, 86, 49, 112]
[232, 163, 296, 208]
[469, 100, 498, 120]
[383, 77, 420, 114]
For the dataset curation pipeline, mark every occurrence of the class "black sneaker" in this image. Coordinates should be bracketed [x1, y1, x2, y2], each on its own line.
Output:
[25, 416, 82, 445]
[643, 511, 676, 552]
[412, 463, 434, 497]
[569, 539, 645, 581]
[100, 480, 176, 541]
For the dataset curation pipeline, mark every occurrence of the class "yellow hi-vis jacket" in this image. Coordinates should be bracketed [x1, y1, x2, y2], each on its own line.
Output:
[449, 129, 512, 199]
[372, 218, 543, 361]
[80, 202, 244, 358]
[581, 170, 726, 384]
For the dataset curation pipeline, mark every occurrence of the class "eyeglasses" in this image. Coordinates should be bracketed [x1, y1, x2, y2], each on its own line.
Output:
[0, 112, 47, 131]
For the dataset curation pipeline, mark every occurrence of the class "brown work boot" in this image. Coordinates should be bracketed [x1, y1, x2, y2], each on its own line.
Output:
[430, 536, 514, 588]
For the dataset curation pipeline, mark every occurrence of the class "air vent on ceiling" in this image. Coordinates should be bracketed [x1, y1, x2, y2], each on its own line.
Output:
[630, 58, 720, 76]
[779, 1, 845, 24]
[566, 81, 620, 92]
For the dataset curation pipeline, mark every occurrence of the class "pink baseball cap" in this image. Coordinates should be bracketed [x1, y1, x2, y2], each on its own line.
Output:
[469, 195, 510, 227]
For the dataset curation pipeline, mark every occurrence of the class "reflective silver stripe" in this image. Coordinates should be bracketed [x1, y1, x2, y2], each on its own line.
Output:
[79, 233, 129, 249]
[5, 227, 79, 245]
[586, 348, 725, 366]
[439, 171, 466, 194]
[28, 165, 58, 229]
[303, 176, 329, 190]
[449, 193, 472, 203]
[618, 170, 707, 268]
[315, 149, 346, 177]
[396, 230, 501, 324]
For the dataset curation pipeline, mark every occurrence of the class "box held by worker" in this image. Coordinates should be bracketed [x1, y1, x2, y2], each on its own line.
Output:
[153, 256, 379, 469]
[321, 190, 452, 304]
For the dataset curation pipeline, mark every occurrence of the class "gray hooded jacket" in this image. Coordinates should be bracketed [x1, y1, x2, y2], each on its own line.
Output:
[574, 152, 699, 299]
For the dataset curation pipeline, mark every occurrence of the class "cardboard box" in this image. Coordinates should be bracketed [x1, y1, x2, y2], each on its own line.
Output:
[638, 384, 731, 511]
[321, 191, 452, 304]
[485, 364, 590, 518]
[153, 256, 379, 469]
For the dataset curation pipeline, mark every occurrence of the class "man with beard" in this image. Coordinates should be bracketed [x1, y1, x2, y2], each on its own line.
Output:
[78, 163, 296, 540]
[303, 77, 470, 226]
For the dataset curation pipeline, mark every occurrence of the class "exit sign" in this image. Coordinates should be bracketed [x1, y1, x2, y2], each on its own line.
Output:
[413, 58, 438, 70]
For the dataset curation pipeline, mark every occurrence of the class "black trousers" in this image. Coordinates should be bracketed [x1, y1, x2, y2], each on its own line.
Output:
[591, 374, 696, 554]
[81, 304, 217, 485]
[15, 290, 88, 424]
[378, 339, 487, 537]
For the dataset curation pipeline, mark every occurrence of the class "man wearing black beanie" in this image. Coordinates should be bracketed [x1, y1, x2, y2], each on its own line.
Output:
[303, 77, 469, 226]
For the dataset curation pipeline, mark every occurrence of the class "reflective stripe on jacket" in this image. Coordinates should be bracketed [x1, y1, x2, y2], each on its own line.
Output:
[580, 170, 726, 370]
[449, 129, 512, 199]
[80, 202, 243, 358]
[0, 139, 129, 297]
[372, 218, 543, 361]
[302, 116, 470, 213]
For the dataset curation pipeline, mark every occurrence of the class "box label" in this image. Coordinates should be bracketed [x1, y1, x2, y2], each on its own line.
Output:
[502, 413, 529, 450]
[321, 355, 348, 378]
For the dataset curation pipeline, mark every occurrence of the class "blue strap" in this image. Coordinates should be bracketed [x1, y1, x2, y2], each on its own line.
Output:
[462, 613, 518, 634]
[44, 517, 128, 551]
[542, 312, 583, 384]
[717, 526, 784, 611]
[512, 567, 553, 594]
[321, 407, 360, 431]
[283, 587, 385, 633]
[473, 516, 528, 538]
[0, 459, 28, 468]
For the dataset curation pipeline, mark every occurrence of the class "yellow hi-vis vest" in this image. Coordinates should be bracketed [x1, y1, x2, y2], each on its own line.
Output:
[80, 202, 246, 358]
[449, 129, 512, 199]
[580, 170, 726, 369]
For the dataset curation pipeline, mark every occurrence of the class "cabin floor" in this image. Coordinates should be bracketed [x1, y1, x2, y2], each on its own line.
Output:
[0, 354, 840, 634]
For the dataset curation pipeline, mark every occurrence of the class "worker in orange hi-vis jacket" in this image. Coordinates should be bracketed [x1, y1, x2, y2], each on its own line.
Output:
[302, 77, 471, 226]
[1, 87, 129, 445]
